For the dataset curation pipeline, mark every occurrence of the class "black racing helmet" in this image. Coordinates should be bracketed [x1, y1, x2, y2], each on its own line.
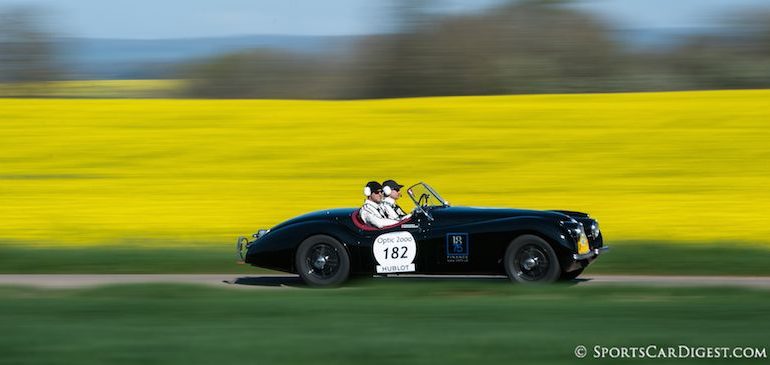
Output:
[382, 179, 404, 196]
[364, 181, 383, 197]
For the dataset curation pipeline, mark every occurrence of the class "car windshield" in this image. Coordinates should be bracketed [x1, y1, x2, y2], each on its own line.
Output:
[407, 182, 448, 209]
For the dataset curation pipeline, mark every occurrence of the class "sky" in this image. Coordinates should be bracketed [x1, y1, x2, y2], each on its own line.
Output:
[1, 0, 769, 39]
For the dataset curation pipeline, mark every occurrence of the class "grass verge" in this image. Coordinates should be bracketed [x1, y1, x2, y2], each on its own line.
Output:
[0, 241, 768, 275]
[584, 241, 770, 276]
[0, 244, 262, 274]
[0, 283, 767, 365]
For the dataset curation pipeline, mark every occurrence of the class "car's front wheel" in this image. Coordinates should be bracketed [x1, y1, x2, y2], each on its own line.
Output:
[295, 235, 350, 287]
[504, 235, 561, 284]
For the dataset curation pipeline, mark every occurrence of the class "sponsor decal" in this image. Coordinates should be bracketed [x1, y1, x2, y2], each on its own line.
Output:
[446, 233, 469, 263]
[373, 231, 417, 273]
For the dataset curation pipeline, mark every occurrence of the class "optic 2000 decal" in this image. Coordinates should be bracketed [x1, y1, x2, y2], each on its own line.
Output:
[372, 231, 417, 273]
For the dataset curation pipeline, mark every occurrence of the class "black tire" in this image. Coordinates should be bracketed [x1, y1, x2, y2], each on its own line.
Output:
[559, 268, 585, 281]
[504, 234, 561, 284]
[295, 235, 350, 287]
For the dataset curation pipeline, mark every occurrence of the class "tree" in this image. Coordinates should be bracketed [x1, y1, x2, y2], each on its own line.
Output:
[180, 50, 348, 99]
[664, 10, 770, 90]
[354, 1, 623, 98]
[0, 7, 60, 84]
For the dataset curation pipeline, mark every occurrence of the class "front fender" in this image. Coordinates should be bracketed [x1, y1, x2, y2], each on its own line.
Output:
[440, 216, 578, 270]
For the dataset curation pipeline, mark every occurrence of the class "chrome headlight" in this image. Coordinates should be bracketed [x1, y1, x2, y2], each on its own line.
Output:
[561, 220, 590, 254]
[252, 229, 270, 239]
[560, 219, 583, 240]
[590, 222, 600, 239]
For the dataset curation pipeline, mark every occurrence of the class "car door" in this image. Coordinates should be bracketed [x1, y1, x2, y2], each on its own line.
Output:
[412, 211, 475, 274]
[354, 218, 424, 274]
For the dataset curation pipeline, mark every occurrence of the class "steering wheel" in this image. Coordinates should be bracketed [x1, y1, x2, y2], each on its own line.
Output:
[418, 193, 430, 207]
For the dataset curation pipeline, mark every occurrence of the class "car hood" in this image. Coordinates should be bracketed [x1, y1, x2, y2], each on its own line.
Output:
[268, 206, 584, 231]
[429, 206, 576, 226]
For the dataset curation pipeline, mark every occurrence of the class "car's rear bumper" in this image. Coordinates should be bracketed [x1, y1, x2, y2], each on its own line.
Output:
[236, 236, 250, 263]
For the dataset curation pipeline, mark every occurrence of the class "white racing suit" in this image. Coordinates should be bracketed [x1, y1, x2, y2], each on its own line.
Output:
[360, 199, 400, 228]
[382, 197, 407, 220]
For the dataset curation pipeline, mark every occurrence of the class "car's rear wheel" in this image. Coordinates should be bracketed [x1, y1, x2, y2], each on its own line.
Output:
[295, 235, 350, 287]
[504, 235, 560, 284]
[560, 268, 585, 281]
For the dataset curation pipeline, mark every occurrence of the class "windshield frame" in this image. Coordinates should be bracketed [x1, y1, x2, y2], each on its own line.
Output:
[406, 182, 449, 220]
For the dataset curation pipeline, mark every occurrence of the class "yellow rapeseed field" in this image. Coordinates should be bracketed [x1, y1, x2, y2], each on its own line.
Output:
[1, 90, 769, 247]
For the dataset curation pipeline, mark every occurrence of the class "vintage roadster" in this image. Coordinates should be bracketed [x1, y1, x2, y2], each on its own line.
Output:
[237, 182, 607, 286]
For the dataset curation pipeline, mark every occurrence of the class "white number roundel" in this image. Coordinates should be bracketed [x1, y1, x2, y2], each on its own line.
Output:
[373, 231, 417, 273]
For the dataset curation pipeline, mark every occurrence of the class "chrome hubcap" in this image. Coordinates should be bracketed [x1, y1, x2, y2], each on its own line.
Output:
[305, 243, 340, 279]
[313, 256, 327, 270]
[523, 257, 537, 270]
[514, 244, 550, 281]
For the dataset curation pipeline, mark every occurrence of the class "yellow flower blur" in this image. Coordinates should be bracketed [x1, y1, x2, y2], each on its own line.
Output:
[1, 90, 769, 247]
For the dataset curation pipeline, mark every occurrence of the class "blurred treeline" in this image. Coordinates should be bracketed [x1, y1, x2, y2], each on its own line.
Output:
[2, 1, 770, 98]
[0, 7, 62, 83]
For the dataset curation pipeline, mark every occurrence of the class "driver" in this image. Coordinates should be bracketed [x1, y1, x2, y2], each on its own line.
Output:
[360, 181, 401, 228]
[381, 179, 410, 220]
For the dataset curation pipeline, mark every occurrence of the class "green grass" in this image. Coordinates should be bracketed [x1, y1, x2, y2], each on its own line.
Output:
[0, 283, 767, 365]
[584, 242, 770, 276]
[1, 242, 768, 275]
[0, 243, 264, 274]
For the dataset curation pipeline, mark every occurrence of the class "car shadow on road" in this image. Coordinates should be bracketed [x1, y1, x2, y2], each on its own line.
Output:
[373, 275, 508, 284]
[570, 278, 592, 286]
[224, 275, 592, 288]
[374, 276, 590, 286]
[225, 275, 306, 288]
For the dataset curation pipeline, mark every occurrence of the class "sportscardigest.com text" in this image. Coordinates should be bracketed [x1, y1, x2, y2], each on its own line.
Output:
[574, 345, 766, 359]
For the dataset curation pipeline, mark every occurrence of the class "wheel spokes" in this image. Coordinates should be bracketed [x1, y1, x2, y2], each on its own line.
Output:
[306, 243, 340, 279]
[514, 244, 550, 281]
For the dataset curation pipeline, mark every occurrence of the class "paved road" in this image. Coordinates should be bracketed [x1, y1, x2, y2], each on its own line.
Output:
[1, 274, 769, 289]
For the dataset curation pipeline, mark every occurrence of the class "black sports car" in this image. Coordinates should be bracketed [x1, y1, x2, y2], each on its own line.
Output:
[237, 182, 607, 286]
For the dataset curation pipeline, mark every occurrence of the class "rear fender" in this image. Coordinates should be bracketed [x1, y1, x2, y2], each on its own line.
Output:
[246, 220, 360, 273]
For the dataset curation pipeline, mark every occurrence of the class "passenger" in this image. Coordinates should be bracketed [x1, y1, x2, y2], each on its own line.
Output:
[381, 179, 410, 220]
[360, 181, 400, 228]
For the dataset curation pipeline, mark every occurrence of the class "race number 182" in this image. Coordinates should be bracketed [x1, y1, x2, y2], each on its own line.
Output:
[384, 246, 408, 259]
